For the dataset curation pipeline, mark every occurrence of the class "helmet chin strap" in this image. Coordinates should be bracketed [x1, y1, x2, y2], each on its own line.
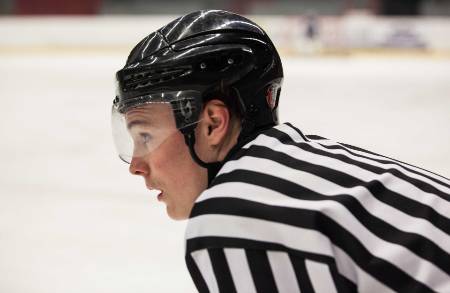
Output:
[183, 131, 223, 186]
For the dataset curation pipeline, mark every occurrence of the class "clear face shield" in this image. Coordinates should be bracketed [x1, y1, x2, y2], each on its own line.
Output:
[111, 90, 202, 164]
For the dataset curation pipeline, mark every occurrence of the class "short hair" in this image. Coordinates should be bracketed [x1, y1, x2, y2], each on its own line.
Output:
[203, 87, 244, 122]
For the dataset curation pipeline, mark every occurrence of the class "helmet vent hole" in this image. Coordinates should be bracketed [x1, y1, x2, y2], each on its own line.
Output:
[123, 67, 192, 90]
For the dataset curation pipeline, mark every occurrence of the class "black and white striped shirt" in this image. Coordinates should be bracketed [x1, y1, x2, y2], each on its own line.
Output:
[185, 123, 450, 293]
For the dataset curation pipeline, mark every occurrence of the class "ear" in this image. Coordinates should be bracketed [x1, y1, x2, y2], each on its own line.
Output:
[199, 99, 230, 147]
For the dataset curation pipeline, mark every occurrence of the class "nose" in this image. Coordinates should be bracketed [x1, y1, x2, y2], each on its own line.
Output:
[129, 156, 149, 177]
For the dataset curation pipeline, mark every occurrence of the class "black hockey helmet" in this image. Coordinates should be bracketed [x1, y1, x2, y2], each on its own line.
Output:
[114, 9, 283, 135]
[113, 10, 283, 172]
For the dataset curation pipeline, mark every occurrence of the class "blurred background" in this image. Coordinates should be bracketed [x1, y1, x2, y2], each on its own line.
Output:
[1, 1, 449, 292]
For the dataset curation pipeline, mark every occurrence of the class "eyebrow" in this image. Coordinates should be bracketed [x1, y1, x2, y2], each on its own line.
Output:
[127, 120, 152, 130]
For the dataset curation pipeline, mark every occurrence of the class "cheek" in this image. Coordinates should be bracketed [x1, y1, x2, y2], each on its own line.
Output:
[152, 136, 196, 180]
[151, 132, 207, 193]
[152, 134, 208, 219]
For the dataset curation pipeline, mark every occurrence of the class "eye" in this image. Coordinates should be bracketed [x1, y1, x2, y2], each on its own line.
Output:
[140, 133, 152, 144]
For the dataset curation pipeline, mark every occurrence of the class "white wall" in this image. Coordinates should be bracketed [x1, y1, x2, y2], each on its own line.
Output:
[2, 15, 450, 53]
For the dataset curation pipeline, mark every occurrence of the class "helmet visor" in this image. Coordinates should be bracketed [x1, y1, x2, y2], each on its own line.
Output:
[111, 90, 202, 163]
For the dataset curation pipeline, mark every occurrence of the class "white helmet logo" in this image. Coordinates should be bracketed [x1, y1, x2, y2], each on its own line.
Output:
[181, 100, 193, 121]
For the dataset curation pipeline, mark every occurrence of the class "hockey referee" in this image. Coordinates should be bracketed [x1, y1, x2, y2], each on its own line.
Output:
[111, 10, 450, 293]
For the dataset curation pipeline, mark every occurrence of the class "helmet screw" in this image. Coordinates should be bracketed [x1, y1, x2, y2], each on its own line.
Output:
[200, 62, 206, 69]
[227, 58, 234, 64]
[248, 104, 258, 115]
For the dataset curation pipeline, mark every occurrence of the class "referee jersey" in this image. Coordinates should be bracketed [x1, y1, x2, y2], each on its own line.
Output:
[185, 122, 450, 293]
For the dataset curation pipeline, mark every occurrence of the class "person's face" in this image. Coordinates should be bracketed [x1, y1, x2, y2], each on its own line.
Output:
[126, 104, 207, 220]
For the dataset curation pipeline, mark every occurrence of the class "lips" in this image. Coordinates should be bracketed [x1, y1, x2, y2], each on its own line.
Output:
[145, 182, 164, 201]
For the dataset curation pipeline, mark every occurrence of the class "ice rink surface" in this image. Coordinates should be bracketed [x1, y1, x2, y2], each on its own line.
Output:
[0, 51, 449, 292]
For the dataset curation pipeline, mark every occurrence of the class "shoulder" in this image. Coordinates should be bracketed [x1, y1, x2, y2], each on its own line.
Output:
[186, 136, 336, 256]
[185, 122, 338, 254]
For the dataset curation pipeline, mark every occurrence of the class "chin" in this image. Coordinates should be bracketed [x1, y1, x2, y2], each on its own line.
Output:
[166, 206, 189, 221]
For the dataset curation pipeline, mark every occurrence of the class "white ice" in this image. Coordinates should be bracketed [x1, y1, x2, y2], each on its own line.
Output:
[0, 51, 449, 293]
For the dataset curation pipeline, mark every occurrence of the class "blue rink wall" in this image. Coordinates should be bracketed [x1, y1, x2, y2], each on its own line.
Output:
[0, 16, 449, 293]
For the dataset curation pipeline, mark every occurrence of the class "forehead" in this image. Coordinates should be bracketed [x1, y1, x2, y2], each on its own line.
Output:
[125, 103, 175, 128]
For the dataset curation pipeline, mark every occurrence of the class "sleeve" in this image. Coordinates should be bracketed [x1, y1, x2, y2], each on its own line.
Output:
[186, 247, 355, 293]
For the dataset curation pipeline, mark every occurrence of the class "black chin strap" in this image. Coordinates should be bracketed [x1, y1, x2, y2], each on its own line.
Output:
[183, 132, 223, 186]
[183, 120, 272, 186]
